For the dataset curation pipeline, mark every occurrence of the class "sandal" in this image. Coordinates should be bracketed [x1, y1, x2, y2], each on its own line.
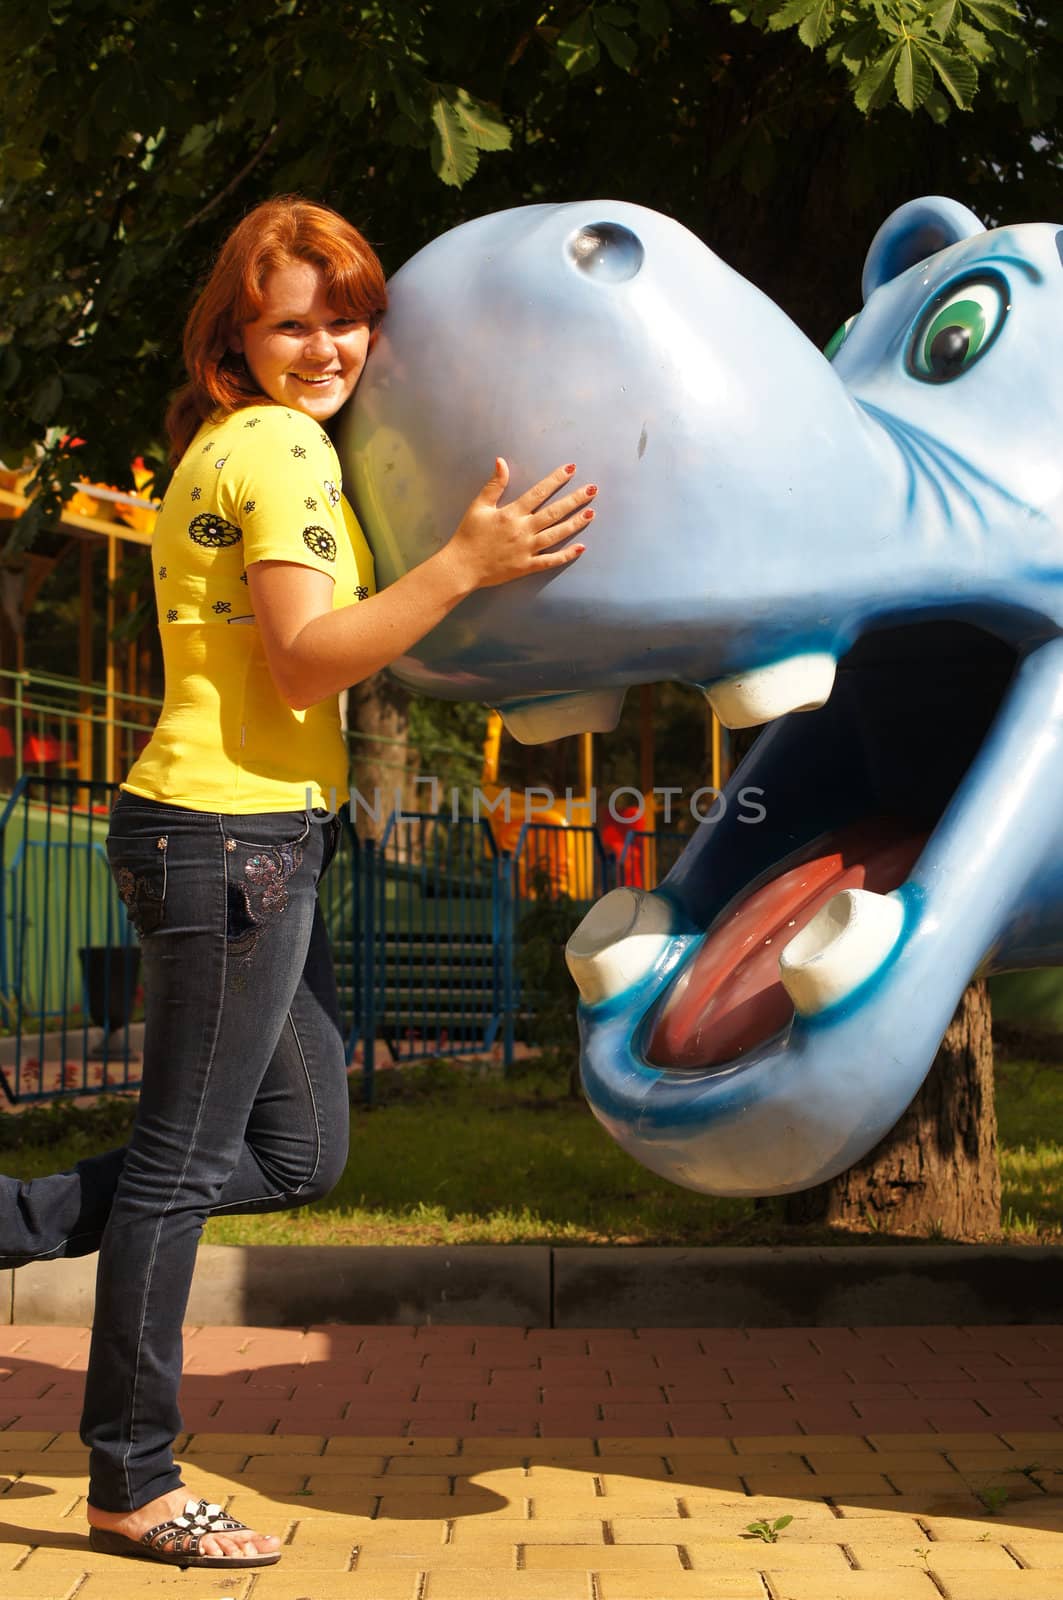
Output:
[88, 1497, 282, 1568]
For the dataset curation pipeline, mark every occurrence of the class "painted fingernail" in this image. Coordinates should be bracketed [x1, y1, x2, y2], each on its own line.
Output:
[586, 485, 598, 496]
[583, 508, 595, 520]
[564, 463, 576, 474]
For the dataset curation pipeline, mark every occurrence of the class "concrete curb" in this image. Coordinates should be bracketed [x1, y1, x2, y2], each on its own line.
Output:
[4, 1242, 1062, 1327]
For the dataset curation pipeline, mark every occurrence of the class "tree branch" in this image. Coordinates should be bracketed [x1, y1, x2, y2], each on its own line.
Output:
[181, 121, 285, 234]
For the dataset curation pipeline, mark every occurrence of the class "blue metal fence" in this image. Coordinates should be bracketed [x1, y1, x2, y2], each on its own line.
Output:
[0, 775, 685, 1105]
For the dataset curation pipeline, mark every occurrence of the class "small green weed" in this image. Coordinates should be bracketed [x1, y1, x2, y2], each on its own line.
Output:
[977, 1485, 1010, 1515]
[744, 1516, 793, 1543]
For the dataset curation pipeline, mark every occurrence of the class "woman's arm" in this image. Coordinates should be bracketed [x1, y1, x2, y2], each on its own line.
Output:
[248, 458, 595, 710]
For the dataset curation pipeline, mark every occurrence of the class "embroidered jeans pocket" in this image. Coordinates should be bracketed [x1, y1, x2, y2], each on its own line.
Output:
[223, 814, 311, 987]
[109, 837, 168, 940]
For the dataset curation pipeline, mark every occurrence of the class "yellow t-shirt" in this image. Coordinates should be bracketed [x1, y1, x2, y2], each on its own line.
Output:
[123, 403, 376, 813]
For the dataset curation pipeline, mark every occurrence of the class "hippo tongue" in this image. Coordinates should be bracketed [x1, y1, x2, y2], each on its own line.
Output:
[646, 819, 926, 1070]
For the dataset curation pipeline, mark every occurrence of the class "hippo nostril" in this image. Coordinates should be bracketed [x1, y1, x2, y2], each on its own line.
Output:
[566, 223, 644, 283]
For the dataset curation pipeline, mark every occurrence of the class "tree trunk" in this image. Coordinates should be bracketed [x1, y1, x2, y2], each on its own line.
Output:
[783, 981, 1000, 1240]
[347, 671, 411, 839]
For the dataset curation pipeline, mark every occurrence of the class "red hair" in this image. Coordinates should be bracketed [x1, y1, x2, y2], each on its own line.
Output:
[166, 196, 388, 461]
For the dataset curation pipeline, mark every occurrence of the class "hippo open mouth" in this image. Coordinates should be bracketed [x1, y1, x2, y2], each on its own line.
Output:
[643, 619, 1017, 1073]
[566, 608, 1063, 1197]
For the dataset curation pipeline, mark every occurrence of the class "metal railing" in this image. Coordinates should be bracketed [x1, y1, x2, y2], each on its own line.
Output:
[0, 775, 685, 1105]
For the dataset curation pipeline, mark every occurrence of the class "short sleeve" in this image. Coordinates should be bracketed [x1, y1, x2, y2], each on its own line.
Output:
[215, 406, 346, 578]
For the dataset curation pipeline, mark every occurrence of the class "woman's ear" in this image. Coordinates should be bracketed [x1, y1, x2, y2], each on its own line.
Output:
[229, 329, 244, 354]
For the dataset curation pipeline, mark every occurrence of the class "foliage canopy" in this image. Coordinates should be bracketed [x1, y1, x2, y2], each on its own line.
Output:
[0, 0, 1059, 548]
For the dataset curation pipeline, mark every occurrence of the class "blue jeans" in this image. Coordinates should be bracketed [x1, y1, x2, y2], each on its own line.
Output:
[2, 793, 350, 1511]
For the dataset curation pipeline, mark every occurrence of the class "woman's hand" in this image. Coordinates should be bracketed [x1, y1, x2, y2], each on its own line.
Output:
[443, 458, 595, 591]
[249, 460, 595, 710]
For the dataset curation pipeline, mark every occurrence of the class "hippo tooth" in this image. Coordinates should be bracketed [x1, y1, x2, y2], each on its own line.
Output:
[496, 689, 626, 745]
[779, 888, 905, 1016]
[705, 653, 837, 730]
[566, 887, 675, 1005]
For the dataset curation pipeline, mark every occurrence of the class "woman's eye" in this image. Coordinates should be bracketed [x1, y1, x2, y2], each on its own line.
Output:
[823, 315, 856, 362]
[908, 276, 1008, 384]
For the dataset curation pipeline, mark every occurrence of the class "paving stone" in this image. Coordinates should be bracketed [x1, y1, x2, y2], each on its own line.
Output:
[421, 1573, 589, 1599]
[448, 1519, 604, 1545]
[1008, 1540, 1063, 1567]
[807, 1450, 950, 1474]
[686, 1540, 855, 1570]
[847, 1538, 1020, 1570]
[306, 1471, 448, 1494]
[0, 1578, 87, 1600]
[375, 1493, 518, 1519]
[519, 1497, 621, 1522]
[938, 1577, 1063, 1600]
[764, 1574, 942, 1599]
[564, 1460, 675, 1481]
[324, 1436, 459, 1455]
[255, 1576, 418, 1598]
[596, 1577, 767, 1599]
[520, 1544, 686, 1571]
[741, 1472, 895, 1497]
[184, 1432, 323, 1455]
[0, 1431, 64, 1452]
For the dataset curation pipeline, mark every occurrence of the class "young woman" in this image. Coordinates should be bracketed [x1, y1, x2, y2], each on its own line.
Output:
[1, 197, 595, 1569]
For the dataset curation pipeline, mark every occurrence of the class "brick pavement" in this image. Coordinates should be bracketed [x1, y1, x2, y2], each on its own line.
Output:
[0, 1323, 1061, 1598]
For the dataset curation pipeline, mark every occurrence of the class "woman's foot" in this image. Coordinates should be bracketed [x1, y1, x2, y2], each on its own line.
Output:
[87, 1487, 281, 1561]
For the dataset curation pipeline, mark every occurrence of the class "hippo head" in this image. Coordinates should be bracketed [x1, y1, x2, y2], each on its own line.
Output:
[339, 197, 1063, 1196]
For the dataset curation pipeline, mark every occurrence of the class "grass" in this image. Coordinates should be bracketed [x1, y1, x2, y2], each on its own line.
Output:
[1, 1054, 1061, 1248]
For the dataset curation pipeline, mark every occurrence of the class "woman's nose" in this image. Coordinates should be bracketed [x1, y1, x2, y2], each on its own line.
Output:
[303, 327, 336, 361]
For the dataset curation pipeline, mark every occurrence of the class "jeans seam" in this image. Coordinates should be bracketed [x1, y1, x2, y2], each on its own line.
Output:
[116, 817, 232, 1507]
[212, 1010, 323, 1211]
[282, 1006, 323, 1197]
[6, 1228, 100, 1263]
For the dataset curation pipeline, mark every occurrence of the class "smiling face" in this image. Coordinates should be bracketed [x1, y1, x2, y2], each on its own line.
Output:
[232, 259, 371, 422]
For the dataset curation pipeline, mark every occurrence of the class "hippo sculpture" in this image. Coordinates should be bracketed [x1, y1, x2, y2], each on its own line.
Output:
[338, 195, 1063, 1196]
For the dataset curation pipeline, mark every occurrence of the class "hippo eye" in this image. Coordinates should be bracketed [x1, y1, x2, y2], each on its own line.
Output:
[908, 275, 1008, 384]
[823, 315, 856, 362]
[566, 222, 644, 283]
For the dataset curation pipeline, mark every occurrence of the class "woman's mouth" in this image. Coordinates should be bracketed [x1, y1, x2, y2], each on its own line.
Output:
[291, 371, 340, 387]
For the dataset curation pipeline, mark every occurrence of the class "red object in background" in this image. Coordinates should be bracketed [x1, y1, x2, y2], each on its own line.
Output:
[599, 804, 648, 888]
[0, 726, 13, 758]
[24, 734, 62, 764]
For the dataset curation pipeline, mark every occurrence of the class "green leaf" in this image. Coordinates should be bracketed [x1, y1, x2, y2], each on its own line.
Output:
[837, 21, 885, 70]
[921, 38, 979, 106]
[557, 11, 601, 75]
[0, 344, 22, 392]
[178, 122, 214, 158]
[923, 86, 952, 121]
[29, 374, 63, 425]
[449, 88, 511, 153]
[894, 38, 934, 110]
[595, 17, 639, 70]
[931, 1, 957, 37]
[955, 22, 994, 64]
[959, 0, 1022, 30]
[797, 1, 839, 50]
[635, 0, 670, 34]
[429, 91, 477, 187]
[766, 0, 821, 30]
[595, 4, 635, 23]
[853, 44, 901, 111]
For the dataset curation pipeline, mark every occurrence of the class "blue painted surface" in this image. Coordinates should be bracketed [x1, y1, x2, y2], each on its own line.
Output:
[342, 195, 1063, 1196]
